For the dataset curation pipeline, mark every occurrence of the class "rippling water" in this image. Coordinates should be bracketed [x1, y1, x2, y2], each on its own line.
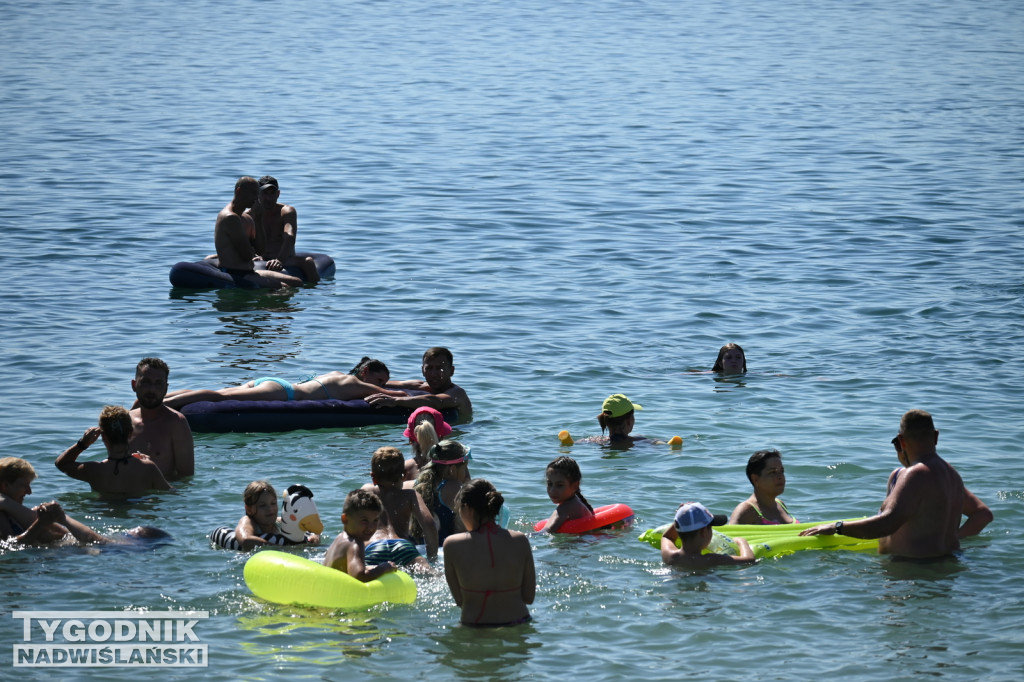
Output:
[2, 0, 1023, 679]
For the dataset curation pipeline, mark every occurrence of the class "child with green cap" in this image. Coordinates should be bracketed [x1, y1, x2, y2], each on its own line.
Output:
[596, 393, 643, 446]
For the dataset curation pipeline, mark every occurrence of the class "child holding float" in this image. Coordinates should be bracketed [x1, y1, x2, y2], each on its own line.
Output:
[661, 502, 755, 568]
[539, 456, 594, 532]
[323, 489, 399, 582]
[217, 480, 323, 551]
[559, 393, 682, 448]
[535, 456, 635, 533]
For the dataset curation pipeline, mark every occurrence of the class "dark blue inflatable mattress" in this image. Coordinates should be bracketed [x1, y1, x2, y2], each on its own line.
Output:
[169, 253, 336, 289]
[182, 398, 459, 433]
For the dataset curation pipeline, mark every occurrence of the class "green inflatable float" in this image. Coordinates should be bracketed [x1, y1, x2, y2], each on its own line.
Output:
[639, 519, 878, 558]
[244, 550, 417, 609]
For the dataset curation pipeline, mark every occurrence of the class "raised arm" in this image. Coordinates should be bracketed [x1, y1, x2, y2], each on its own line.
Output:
[660, 525, 681, 564]
[55, 427, 102, 482]
[277, 206, 299, 261]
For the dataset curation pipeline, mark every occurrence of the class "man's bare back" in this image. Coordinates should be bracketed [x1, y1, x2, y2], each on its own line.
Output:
[877, 455, 964, 557]
[800, 410, 970, 559]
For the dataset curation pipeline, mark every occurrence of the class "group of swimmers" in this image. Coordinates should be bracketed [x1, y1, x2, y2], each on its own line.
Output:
[228, 395, 992, 626]
[0, 342, 995, 627]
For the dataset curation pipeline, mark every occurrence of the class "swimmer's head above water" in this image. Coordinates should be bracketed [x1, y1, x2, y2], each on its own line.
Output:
[713, 343, 746, 374]
[597, 393, 642, 438]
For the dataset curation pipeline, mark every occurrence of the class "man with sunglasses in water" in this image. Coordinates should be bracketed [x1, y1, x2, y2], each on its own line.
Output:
[801, 409, 992, 558]
[245, 175, 320, 284]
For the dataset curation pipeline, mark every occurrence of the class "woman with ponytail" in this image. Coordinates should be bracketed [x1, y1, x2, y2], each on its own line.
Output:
[443, 479, 535, 627]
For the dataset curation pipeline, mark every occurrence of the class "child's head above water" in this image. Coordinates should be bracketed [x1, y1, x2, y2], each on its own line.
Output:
[545, 456, 594, 511]
[674, 502, 727, 542]
[429, 440, 470, 465]
[597, 394, 642, 436]
[404, 406, 452, 441]
[341, 488, 384, 541]
[243, 480, 278, 529]
[243, 480, 276, 508]
[371, 446, 406, 484]
[343, 488, 383, 517]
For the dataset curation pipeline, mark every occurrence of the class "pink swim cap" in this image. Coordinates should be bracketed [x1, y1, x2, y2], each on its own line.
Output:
[403, 406, 452, 440]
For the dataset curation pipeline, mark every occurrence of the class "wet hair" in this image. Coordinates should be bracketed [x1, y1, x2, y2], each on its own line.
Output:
[899, 409, 936, 443]
[422, 347, 453, 365]
[712, 343, 747, 373]
[136, 357, 169, 378]
[371, 446, 406, 483]
[243, 480, 276, 507]
[343, 488, 383, 516]
[414, 440, 470, 511]
[456, 478, 504, 523]
[597, 410, 633, 436]
[98, 406, 134, 447]
[546, 456, 594, 512]
[0, 457, 37, 486]
[746, 449, 782, 484]
[349, 356, 390, 379]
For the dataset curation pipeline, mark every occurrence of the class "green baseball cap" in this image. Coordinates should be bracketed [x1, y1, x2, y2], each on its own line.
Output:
[602, 394, 642, 418]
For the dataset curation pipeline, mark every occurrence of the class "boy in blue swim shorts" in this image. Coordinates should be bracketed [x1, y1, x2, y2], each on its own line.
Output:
[360, 447, 438, 571]
[323, 489, 398, 582]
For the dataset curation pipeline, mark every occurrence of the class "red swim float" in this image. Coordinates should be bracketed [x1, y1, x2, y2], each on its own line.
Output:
[533, 503, 635, 533]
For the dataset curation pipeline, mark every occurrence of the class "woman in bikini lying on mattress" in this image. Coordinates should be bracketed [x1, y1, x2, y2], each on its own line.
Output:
[161, 357, 407, 410]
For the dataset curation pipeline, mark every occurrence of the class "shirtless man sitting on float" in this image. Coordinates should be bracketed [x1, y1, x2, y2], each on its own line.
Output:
[214, 176, 303, 289]
[800, 409, 990, 559]
[245, 176, 319, 283]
